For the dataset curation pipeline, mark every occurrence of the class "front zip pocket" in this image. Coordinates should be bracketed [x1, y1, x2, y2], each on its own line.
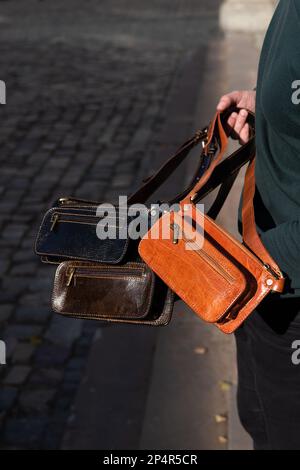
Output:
[65, 264, 145, 287]
[170, 223, 236, 284]
[50, 211, 123, 231]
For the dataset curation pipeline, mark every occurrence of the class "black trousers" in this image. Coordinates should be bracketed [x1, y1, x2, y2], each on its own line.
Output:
[235, 295, 300, 450]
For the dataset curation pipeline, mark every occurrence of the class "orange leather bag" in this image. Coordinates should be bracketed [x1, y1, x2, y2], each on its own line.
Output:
[138, 110, 285, 333]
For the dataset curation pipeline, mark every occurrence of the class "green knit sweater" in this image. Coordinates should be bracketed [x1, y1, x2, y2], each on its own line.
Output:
[253, 0, 300, 297]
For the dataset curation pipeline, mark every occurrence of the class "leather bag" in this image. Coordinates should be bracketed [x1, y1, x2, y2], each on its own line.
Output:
[52, 260, 174, 325]
[138, 110, 285, 333]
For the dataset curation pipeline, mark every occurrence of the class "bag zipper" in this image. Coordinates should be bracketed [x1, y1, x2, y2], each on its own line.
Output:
[171, 211, 282, 281]
[170, 222, 236, 284]
[51, 213, 98, 230]
[58, 197, 101, 206]
[204, 214, 283, 280]
[66, 265, 145, 287]
[50, 212, 121, 231]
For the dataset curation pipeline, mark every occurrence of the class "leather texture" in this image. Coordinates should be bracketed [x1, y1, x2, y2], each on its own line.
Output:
[35, 205, 134, 264]
[52, 260, 174, 326]
[139, 109, 285, 334]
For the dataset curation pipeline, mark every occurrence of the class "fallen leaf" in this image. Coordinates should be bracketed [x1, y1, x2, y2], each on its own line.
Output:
[30, 336, 42, 346]
[219, 380, 232, 391]
[218, 435, 228, 444]
[215, 414, 227, 423]
[194, 346, 207, 355]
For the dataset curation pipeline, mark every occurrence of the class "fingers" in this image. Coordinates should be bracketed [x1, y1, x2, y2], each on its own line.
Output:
[226, 110, 250, 144]
[216, 91, 240, 111]
[227, 112, 238, 129]
[239, 123, 250, 145]
[233, 109, 248, 135]
[217, 95, 232, 111]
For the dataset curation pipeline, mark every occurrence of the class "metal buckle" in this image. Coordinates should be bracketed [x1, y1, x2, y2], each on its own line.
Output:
[194, 128, 208, 147]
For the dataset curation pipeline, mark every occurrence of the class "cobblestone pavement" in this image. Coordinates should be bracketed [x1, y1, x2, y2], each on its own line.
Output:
[0, 0, 222, 449]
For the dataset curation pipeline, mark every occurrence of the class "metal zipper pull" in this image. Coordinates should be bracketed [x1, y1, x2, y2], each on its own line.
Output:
[170, 223, 180, 244]
[50, 214, 59, 231]
[58, 197, 70, 205]
[66, 268, 75, 286]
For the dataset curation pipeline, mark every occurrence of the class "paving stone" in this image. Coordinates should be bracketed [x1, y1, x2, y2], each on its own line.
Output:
[0, 387, 18, 412]
[3, 366, 31, 385]
[4, 325, 43, 341]
[15, 306, 51, 324]
[64, 369, 83, 385]
[28, 278, 53, 292]
[29, 368, 64, 386]
[0, 304, 14, 324]
[10, 262, 37, 276]
[112, 173, 133, 188]
[67, 357, 86, 371]
[19, 293, 50, 307]
[1, 224, 27, 241]
[12, 343, 36, 363]
[12, 250, 37, 263]
[45, 317, 83, 348]
[3, 416, 49, 448]
[0, 259, 10, 275]
[4, 337, 18, 360]
[41, 411, 69, 449]
[19, 389, 56, 413]
[1, 277, 31, 295]
[34, 344, 70, 367]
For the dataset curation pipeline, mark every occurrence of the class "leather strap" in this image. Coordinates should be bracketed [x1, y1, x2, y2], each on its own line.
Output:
[242, 157, 285, 290]
[128, 130, 210, 205]
[207, 172, 238, 220]
[128, 107, 254, 208]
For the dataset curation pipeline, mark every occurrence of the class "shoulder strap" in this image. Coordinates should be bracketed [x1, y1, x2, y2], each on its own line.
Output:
[128, 129, 211, 205]
[242, 156, 284, 289]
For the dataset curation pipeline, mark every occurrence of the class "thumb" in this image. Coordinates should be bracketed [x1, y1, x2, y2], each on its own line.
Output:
[217, 91, 241, 111]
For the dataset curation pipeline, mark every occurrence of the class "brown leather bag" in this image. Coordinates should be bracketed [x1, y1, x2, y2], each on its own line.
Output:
[138, 110, 285, 334]
[52, 260, 174, 326]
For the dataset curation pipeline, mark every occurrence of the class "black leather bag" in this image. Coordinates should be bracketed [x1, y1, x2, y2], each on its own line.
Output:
[35, 201, 139, 265]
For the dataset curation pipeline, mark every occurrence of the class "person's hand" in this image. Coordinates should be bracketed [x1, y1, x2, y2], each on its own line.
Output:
[216, 90, 256, 144]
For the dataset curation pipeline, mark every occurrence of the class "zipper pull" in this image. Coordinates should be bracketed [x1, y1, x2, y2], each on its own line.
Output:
[263, 263, 282, 281]
[66, 268, 75, 286]
[170, 223, 180, 244]
[50, 214, 59, 231]
[58, 197, 70, 205]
